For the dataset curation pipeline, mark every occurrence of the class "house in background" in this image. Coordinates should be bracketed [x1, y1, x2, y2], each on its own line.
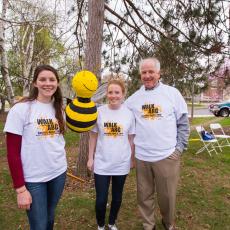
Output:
[201, 78, 230, 102]
[201, 59, 230, 102]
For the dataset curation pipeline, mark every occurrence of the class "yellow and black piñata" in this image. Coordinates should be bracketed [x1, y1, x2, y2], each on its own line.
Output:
[65, 70, 98, 132]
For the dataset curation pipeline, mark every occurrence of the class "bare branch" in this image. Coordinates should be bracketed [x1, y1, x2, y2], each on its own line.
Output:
[104, 18, 145, 56]
[105, 4, 159, 47]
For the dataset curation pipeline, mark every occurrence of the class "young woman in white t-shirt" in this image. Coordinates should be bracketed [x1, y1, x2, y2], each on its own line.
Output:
[4, 65, 67, 230]
[87, 78, 135, 230]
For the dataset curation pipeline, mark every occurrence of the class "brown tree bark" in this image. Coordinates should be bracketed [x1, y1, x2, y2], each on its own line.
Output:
[76, 0, 104, 178]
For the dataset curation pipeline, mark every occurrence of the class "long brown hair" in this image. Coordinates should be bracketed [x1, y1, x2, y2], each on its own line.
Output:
[19, 65, 65, 134]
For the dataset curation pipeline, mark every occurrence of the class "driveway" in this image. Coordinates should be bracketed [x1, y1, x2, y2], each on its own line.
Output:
[188, 105, 213, 117]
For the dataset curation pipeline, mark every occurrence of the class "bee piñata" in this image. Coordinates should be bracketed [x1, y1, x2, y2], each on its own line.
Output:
[65, 70, 98, 132]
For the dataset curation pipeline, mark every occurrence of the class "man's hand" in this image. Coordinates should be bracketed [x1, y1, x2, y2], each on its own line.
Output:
[168, 149, 181, 160]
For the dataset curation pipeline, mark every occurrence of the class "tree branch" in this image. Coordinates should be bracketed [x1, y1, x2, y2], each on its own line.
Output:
[104, 18, 145, 56]
[105, 4, 159, 47]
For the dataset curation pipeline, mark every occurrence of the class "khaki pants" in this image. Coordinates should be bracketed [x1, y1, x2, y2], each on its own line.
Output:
[136, 157, 180, 230]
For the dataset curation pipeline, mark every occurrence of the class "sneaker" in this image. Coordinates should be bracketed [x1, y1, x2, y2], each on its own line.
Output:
[161, 219, 176, 230]
[108, 224, 118, 230]
[168, 227, 176, 230]
[98, 226, 105, 230]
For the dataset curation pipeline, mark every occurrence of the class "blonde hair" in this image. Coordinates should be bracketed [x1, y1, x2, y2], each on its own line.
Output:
[107, 76, 126, 95]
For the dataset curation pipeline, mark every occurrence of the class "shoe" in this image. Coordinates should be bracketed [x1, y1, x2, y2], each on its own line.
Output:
[168, 227, 176, 230]
[162, 219, 176, 230]
[98, 226, 105, 230]
[108, 224, 118, 230]
[169, 227, 176, 230]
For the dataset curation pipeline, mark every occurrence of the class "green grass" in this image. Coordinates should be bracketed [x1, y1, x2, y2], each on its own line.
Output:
[219, 118, 230, 127]
[0, 122, 4, 132]
[190, 117, 220, 126]
[64, 128, 80, 147]
[0, 118, 230, 229]
[190, 117, 230, 130]
[187, 103, 207, 108]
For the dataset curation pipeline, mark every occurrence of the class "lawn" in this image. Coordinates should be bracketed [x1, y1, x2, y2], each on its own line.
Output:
[187, 103, 208, 108]
[0, 117, 229, 230]
[190, 116, 224, 126]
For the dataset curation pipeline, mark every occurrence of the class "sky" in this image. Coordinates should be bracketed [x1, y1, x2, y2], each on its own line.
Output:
[1, 0, 229, 77]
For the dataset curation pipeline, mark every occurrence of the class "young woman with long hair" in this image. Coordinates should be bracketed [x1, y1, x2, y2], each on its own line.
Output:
[4, 64, 67, 230]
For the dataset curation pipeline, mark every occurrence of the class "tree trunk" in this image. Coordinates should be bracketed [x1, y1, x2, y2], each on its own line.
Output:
[84, 0, 104, 82]
[21, 24, 36, 96]
[76, 132, 90, 177]
[190, 81, 194, 121]
[0, 97, 6, 113]
[0, 0, 14, 106]
[76, 0, 104, 178]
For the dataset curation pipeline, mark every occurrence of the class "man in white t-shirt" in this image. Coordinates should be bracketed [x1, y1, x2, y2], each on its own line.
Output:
[125, 57, 190, 230]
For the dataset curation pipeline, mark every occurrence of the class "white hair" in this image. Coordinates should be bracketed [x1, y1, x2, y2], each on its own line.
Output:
[139, 58, 161, 73]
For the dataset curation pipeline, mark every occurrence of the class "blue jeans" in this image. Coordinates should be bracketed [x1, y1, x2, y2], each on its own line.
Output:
[25, 171, 66, 230]
[94, 173, 127, 227]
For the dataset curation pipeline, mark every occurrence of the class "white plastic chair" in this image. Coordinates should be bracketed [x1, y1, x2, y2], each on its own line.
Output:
[195, 126, 219, 157]
[210, 123, 230, 150]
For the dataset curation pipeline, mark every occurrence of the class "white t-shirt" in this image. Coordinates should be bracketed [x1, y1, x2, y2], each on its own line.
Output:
[125, 83, 188, 162]
[92, 104, 135, 175]
[4, 100, 67, 182]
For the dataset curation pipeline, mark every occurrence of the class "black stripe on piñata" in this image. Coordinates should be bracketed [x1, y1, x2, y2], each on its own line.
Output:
[77, 97, 91, 103]
[69, 102, 97, 114]
[66, 116, 97, 128]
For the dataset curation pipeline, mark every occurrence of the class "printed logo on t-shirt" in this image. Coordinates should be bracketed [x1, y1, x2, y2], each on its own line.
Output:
[141, 103, 162, 120]
[36, 117, 60, 137]
[103, 122, 123, 137]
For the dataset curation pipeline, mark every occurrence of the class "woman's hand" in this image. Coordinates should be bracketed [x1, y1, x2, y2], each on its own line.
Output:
[16, 186, 32, 210]
[87, 159, 94, 172]
[130, 159, 135, 169]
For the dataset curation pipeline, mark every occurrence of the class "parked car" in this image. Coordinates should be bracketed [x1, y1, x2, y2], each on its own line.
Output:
[209, 100, 230, 117]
